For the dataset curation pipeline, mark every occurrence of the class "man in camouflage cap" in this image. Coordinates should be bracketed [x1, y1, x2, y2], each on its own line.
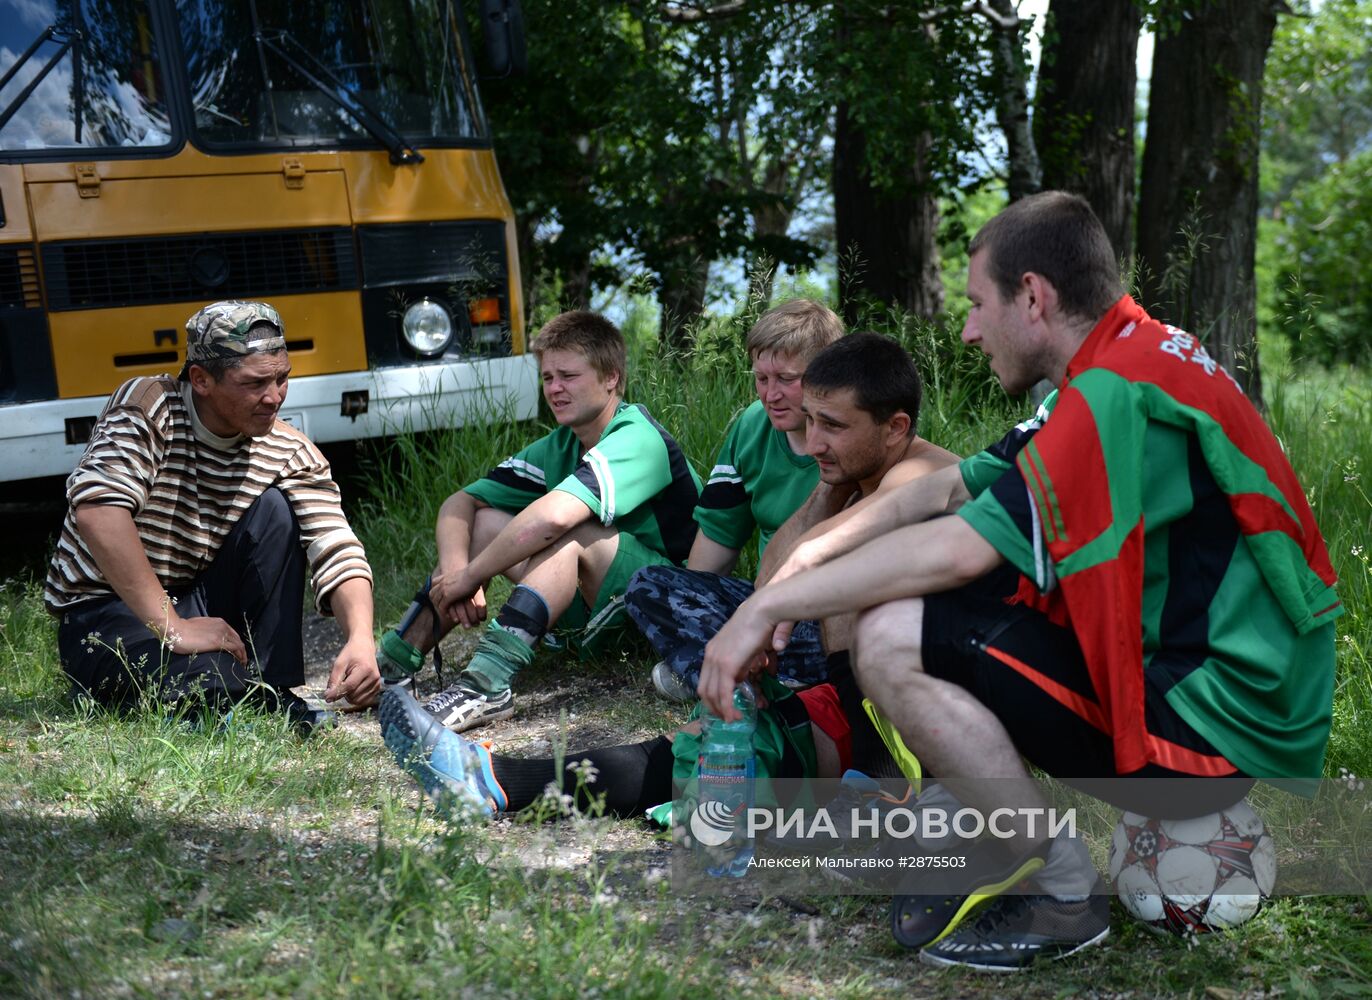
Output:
[45, 300, 381, 730]
[178, 300, 288, 379]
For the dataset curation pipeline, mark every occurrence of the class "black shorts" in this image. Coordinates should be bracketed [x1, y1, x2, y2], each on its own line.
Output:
[921, 566, 1252, 818]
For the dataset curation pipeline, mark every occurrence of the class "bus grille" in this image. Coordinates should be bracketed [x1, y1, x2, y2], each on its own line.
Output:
[358, 221, 506, 288]
[42, 228, 358, 311]
[0, 246, 41, 309]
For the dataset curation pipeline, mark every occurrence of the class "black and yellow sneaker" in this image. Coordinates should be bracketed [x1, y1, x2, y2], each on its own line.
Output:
[890, 838, 1051, 950]
[918, 886, 1110, 973]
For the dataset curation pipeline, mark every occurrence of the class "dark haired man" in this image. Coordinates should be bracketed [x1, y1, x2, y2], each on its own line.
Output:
[376, 310, 701, 734]
[47, 301, 378, 725]
[700, 191, 1340, 971]
[377, 332, 958, 822]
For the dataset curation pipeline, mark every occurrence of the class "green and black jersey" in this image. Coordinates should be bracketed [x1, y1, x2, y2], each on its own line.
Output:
[694, 400, 818, 559]
[463, 402, 702, 565]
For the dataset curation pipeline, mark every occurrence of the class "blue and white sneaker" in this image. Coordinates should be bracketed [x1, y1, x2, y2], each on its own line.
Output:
[379, 688, 508, 818]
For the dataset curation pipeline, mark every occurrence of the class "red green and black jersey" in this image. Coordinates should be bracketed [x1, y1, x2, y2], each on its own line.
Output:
[463, 402, 702, 565]
[957, 297, 1340, 780]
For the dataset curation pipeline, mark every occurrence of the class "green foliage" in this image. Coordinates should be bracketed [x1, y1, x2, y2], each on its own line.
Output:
[1260, 0, 1372, 207]
[1268, 150, 1372, 365]
[1256, 0, 1372, 364]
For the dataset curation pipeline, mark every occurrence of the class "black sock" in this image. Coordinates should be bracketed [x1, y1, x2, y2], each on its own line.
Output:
[491, 736, 675, 817]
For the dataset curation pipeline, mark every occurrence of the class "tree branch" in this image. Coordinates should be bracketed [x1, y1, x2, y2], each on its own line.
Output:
[660, 0, 816, 22]
[660, 1, 747, 21]
[919, 1, 1020, 29]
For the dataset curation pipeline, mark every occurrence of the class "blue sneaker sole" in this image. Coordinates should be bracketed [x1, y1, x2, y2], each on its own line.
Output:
[465, 741, 509, 812]
[379, 690, 489, 818]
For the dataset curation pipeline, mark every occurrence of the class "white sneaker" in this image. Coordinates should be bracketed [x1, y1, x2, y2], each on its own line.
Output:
[651, 661, 697, 703]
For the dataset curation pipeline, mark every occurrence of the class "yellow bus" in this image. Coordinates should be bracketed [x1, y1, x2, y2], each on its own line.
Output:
[0, 0, 536, 482]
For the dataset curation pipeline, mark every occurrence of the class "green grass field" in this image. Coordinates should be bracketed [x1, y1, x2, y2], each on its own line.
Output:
[1, 311, 1369, 997]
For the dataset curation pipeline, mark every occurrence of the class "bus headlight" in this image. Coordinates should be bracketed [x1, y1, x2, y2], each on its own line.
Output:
[401, 299, 454, 356]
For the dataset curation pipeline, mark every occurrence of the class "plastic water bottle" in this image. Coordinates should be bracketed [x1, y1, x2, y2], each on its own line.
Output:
[694, 682, 758, 878]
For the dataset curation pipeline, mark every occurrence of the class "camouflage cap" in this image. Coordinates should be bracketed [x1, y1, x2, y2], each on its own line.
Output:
[180, 301, 287, 377]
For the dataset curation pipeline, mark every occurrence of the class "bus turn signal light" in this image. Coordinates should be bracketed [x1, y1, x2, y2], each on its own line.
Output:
[468, 297, 501, 325]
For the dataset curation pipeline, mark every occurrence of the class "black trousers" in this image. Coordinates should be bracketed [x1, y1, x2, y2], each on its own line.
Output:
[57, 488, 306, 710]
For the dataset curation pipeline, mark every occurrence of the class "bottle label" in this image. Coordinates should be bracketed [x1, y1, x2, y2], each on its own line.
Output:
[693, 753, 756, 878]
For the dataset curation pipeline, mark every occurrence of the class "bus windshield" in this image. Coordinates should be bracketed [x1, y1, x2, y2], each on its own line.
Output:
[179, 0, 487, 150]
[0, 0, 173, 151]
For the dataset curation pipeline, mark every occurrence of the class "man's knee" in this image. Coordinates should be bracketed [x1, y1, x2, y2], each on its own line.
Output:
[239, 487, 298, 546]
[625, 563, 679, 612]
[852, 598, 925, 689]
[471, 505, 514, 554]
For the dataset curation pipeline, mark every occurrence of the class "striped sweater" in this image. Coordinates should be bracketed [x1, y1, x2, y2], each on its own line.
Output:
[45, 376, 372, 616]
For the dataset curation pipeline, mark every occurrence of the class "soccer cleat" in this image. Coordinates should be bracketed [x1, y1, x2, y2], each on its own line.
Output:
[890, 838, 1052, 951]
[422, 681, 515, 734]
[918, 886, 1110, 973]
[379, 688, 506, 817]
[650, 660, 697, 703]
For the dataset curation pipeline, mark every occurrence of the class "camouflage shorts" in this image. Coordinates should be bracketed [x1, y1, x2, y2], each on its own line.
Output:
[623, 565, 827, 690]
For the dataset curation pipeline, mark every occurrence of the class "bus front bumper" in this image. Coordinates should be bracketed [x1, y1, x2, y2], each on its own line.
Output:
[0, 355, 540, 482]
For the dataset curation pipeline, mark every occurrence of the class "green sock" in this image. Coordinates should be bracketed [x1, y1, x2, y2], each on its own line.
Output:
[463, 621, 536, 694]
[378, 630, 424, 681]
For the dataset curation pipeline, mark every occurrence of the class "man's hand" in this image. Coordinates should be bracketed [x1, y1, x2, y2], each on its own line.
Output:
[162, 614, 247, 664]
[699, 598, 778, 721]
[325, 635, 381, 708]
[450, 587, 488, 628]
[430, 566, 483, 625]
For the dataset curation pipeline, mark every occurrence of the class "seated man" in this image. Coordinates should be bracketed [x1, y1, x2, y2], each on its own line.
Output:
[626, 298, 844, 699]
[378, 332, 960, 818]
[376, 310, 701, 733]
[700, 192, 1340, 972]
[46, 301, 379, 726]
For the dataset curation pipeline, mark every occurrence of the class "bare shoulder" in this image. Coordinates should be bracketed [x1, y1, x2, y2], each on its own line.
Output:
[878, 438, 961, 491]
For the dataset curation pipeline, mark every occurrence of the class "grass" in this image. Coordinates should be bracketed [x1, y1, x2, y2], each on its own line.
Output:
[1, 306, 1370, 997]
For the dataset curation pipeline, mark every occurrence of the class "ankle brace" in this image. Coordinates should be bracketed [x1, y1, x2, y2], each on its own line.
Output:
[396, 576, 435, 637]
[496, 584, 551, 643]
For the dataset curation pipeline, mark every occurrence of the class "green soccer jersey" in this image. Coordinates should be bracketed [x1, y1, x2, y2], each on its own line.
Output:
[693, 400, 818, 558]
[463, 403, 702, 565]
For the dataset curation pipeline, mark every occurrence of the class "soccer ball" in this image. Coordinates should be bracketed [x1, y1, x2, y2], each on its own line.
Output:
[1108, 800, 1276, 936]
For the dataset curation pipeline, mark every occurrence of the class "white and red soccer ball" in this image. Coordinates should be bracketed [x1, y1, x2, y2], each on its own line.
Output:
[1108, 800, 1276, 935]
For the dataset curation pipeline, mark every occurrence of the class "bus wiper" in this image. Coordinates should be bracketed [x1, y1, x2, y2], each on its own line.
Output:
[0, 23, 86, 141]
[255, 29, 424, 166]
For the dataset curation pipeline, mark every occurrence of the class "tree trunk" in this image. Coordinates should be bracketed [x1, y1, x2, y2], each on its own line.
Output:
[657, 251, 710, 353]
[987, 0, 1041, 203]
[559, 254, 593, 311]
[1034, 0, 1140, 263]
[833, 101, 942, 325]
[746, 154, 797, 308]
[1136, 0, 1279, 405]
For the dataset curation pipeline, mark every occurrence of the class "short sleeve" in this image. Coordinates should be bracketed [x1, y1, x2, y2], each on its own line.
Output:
[693, 410, 755, 550]
[553, 411, 672, 525]
[463, 436, 555, 514]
